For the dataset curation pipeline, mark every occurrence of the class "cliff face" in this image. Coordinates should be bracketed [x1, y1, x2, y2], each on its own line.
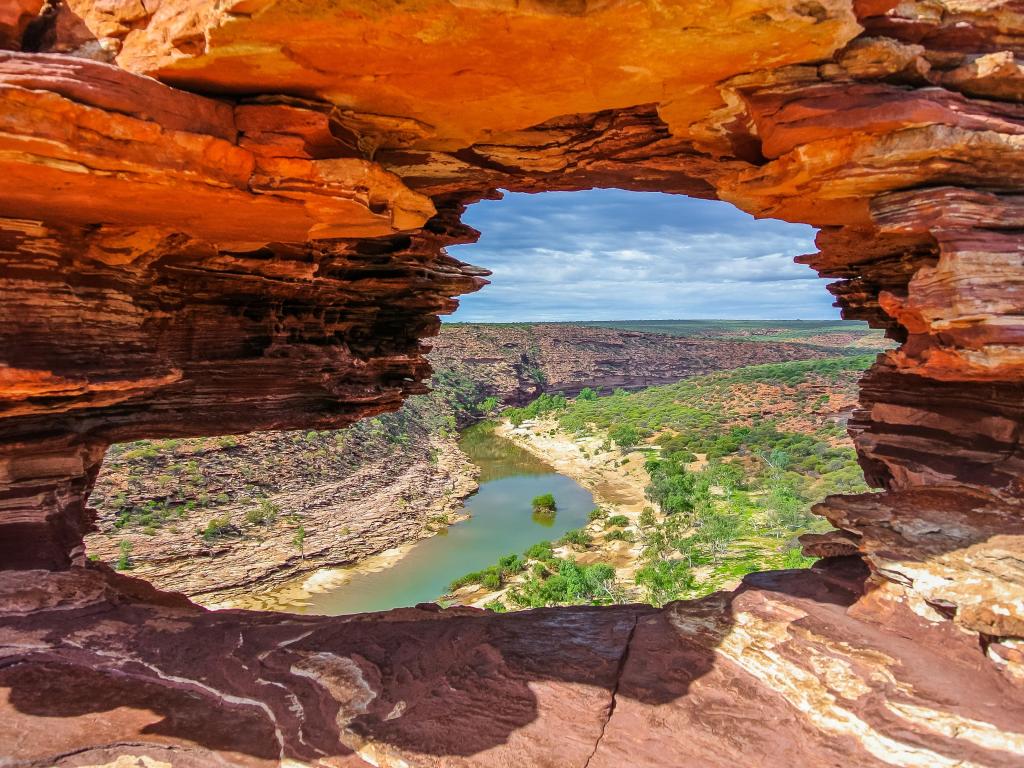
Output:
[84, 396, 478, 604]
[431, 323, 868, 405]
[2, 1, 1023, 764]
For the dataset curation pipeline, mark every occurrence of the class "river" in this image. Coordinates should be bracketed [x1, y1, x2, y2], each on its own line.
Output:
[274, 423, 595, 615]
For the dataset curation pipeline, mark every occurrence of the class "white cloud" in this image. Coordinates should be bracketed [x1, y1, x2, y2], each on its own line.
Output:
[447, 189, 834, 322]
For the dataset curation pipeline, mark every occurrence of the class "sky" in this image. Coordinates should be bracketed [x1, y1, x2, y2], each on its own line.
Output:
[446, 189, 837, 322]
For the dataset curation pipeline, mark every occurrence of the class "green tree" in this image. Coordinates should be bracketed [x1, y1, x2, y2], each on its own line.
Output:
[764, 480, 809, 535]
[693, 511, 744, 563]
[645, 460, 697, 516]
[639, 507, 656, 528]
[293, 524, 306, 558]
[610, 424, 640, 449]
[635, 559, 694, 606]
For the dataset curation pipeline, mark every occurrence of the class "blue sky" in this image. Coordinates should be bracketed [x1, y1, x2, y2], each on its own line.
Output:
[446, 190, 837, 322]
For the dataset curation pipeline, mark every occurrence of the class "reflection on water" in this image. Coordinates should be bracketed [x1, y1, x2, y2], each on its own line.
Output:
[532, 508, 556, 527]
[459, 421, 553, 482]
[286, 422, 594, 616]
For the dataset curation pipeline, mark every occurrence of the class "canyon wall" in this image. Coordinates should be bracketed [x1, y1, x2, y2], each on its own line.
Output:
[1, 1, 1023, 765]
[82, 322, 859, 600]
[431, 323, 867, 405]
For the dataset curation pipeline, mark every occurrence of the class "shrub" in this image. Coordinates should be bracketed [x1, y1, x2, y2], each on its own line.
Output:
[588, 507, 608, 522]
[484, 599, 507, 613]
[115, 540, 133, 571]
[605, 529, 635, 543]
[449, 565, 501, 592]
[558, 528, 590, 549]
[531, 493, 557, 513]
[636, 559, 695, 606]
[245, 498, 279, 526]
[610, 424, 640, 449]
[639, 507, 656, 528]
[202, 516, 236, 541]
[577, 387, 597, 401]
[541, 561, 616, 604]
[524, 540, 555, 561]
[448, 571, 480, 591]
[498, 553, 525, 575]
[605, 514, 629, 528]
[782, 546, 816, 569]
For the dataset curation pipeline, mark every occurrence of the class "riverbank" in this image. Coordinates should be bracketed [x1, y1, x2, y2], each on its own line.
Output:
[226, 422, 597, 613]
[87, 433, 479, 606]
[444, 417, 656, 608]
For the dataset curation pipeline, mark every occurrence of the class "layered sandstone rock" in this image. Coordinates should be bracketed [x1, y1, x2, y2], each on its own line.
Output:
[3, 559, 1022, 768]
[2, 0, 1024, 764]
[430, 323, 865, 407]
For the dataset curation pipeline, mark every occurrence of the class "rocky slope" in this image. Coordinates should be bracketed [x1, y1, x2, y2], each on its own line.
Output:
[430, 322, 871, 406]
[2, 0, 1024, 765]
[85, 397, 477, 604]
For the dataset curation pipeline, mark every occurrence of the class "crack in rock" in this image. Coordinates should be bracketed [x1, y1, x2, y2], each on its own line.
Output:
[583, 614, 638, 768]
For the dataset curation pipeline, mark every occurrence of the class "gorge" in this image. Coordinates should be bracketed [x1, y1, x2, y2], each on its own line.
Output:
[2, 2, 1024, 766]
[81, 321, 860, 605]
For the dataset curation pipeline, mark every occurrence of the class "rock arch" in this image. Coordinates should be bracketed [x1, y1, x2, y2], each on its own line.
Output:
[1, 1, 1022, 765]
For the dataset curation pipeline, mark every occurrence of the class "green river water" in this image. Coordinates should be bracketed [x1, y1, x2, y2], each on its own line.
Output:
[296, 423, 595, 615]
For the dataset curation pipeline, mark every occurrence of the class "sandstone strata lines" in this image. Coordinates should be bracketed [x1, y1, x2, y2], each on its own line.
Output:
[1, 0, 1023, 764]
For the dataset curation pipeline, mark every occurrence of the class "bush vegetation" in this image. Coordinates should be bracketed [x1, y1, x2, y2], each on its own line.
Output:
[115, 540, 133, 571]
[494, 354, 875, 606]
[531, 493, 557, 514]
[504, 392, 569, 426]
[558, 528, 590, 549]
[445, 529, 622, 607]
[201, 516, 237, 541]
[245, 498, 279, 526]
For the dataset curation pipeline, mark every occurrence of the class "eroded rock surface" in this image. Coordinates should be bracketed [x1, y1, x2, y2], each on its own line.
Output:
[2, 560, 1022, 768]
[431, 323, 866, 405]
[2, 0, 1024, 763]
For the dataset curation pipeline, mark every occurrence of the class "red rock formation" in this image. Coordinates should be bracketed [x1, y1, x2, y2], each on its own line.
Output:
[430, 323, 865, 407]
[1, 0, 1023, 763]
[3, 559, 1022, 767]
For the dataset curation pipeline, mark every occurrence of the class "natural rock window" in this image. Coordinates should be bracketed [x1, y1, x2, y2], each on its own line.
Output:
[1, 1, 1023, 765]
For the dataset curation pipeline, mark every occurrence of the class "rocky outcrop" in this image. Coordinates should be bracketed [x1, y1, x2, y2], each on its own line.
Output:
[3, 558, 1022, 768]
[430, 323, 866, 406]
[2, 0, 1024, 764]
[85, 424, 476, 604]
[0, 52, 486, 570]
